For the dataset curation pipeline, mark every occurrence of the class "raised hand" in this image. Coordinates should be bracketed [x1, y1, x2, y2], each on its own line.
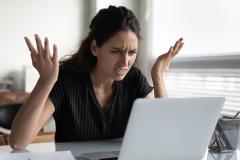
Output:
[151, 38, 184, 80]
[24, 34, 59, 84]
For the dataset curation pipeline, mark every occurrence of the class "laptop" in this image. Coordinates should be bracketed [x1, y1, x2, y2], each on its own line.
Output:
[118, 97, 225, 160]
[79, 97, 225, 160]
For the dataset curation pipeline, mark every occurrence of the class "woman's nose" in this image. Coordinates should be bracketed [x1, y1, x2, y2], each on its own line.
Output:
[120, 54, 129, 66]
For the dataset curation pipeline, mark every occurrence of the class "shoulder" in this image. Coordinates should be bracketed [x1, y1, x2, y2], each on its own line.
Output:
[121, 66, 146, 87]
[56, 69, 89, 85]
[58, 69, 87, 79]
[125, 66, 145, 80]
[120, 66, 153, 98]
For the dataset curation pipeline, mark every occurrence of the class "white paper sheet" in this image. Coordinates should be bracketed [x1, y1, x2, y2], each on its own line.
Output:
[0, 151, 75, 160]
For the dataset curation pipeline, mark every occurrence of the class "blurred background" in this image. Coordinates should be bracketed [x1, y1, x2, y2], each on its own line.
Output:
[0, 0, 240, 117]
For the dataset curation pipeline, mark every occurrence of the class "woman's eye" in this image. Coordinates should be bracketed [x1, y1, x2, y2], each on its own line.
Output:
[111, 50, 120, 54]
[129, 51, 137, 55]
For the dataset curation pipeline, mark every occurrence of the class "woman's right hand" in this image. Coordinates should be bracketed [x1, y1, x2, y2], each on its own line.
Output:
[24, 34, 59, 84]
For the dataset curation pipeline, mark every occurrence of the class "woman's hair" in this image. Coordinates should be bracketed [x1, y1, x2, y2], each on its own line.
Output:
[60, 5, 141, 73]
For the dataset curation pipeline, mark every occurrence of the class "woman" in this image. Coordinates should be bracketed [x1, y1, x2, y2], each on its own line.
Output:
[9, 6, 184, 149]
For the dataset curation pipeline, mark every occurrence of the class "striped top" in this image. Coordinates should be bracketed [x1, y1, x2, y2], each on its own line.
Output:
[49, 66, 153, 142]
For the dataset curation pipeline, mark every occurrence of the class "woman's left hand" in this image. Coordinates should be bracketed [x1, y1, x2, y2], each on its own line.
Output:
[151, 38, 184, 81]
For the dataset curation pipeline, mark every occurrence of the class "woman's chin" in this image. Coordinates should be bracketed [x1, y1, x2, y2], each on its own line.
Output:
[113, 74, 127, 81]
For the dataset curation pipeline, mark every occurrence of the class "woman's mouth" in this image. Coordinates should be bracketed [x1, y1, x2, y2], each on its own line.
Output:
[114, 68, 128, 75]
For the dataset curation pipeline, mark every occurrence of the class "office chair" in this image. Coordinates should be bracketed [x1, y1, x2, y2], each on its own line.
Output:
[0, 101, 55, 146]
[0, 103, 22, 135]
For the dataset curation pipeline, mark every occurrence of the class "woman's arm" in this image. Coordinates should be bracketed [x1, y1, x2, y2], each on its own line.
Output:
[151, 38, 184, 98]
[9, 34, 59, 149]
[10, 82, 55, 149]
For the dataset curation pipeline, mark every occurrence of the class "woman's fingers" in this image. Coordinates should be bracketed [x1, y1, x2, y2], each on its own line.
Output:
[171, 38, 184, 57]
[35, 34, 44, 55]
[30, 53, 38, 67]
[172, 38, 182, 53]
[167, 46, 173, 55]
[24, 36, 39, 66]
[44, 37, 51, 59]
[164, 38, 184, 67]
[25, 35, 58, 67]
[175, 42, 184, 55]
[52, 44, 59, 65]
[152, 38, 184, 74]
[24, 37, 37, 54]
[24, 35, 59, 83]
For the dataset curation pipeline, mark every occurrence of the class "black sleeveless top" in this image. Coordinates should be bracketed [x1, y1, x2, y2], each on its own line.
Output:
[49, 66, 153, 142]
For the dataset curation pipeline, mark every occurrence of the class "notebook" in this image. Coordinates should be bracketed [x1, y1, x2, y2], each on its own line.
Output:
[118, 97, 225, 160]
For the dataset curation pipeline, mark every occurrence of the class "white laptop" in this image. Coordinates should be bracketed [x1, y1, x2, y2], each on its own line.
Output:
[118, 97, 225, 160]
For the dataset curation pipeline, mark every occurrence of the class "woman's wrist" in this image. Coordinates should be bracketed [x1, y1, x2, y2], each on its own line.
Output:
[151, 73, 168, 98]
[38, 78, 56, 88]
[151, 71, 165, 84]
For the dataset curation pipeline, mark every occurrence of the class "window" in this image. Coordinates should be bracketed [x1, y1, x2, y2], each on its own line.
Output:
[165, 68, 240, 116]
[152, 0, 240, 116]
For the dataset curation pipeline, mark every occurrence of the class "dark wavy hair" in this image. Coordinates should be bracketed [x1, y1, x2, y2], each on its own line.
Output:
[60, 5, 141, 73]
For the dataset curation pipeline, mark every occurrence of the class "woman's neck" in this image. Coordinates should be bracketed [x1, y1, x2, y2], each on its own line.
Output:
[90, 67, 115, 112]
[90, 67, 114, 91]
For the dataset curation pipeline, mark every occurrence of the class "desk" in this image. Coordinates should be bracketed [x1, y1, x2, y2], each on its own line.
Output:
[0, 139, 239, 160]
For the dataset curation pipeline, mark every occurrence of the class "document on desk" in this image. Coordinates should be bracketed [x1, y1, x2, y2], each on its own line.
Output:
[0, 151, 75, 160]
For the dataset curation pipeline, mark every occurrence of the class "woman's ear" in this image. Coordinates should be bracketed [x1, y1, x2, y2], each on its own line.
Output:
[91, 40, 98, 57]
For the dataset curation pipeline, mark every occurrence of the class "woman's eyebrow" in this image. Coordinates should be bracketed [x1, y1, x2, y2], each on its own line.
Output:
[111, 47, 137, 51]
[130, 49, 137, 52]
[111, 47, 122, 50]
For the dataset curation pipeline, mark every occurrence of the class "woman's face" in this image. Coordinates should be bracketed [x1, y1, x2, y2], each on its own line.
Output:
[91, 30, 138, 81]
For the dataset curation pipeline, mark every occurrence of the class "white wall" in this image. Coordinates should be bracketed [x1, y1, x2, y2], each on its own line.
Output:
[0, 0, 86, 90]
[152, 0, 240, 57]
[96, 0, 138, 14]
[0, 0, 151, 90]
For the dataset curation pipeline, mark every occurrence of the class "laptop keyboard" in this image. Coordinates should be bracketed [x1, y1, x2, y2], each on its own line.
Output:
[99, 157, 118, 160]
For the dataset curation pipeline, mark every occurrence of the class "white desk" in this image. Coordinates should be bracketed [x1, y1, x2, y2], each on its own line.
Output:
[0, 139, 239, 160]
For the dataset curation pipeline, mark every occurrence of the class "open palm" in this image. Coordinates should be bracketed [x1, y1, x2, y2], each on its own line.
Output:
[151, 38, 184, 78]
[24, 34, 59, 84]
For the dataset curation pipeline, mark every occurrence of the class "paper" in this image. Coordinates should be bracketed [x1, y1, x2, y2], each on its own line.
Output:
[0, 151, 75, 160]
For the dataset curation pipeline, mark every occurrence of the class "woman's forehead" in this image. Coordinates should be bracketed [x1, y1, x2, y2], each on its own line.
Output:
[105, 31, 138, 48]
